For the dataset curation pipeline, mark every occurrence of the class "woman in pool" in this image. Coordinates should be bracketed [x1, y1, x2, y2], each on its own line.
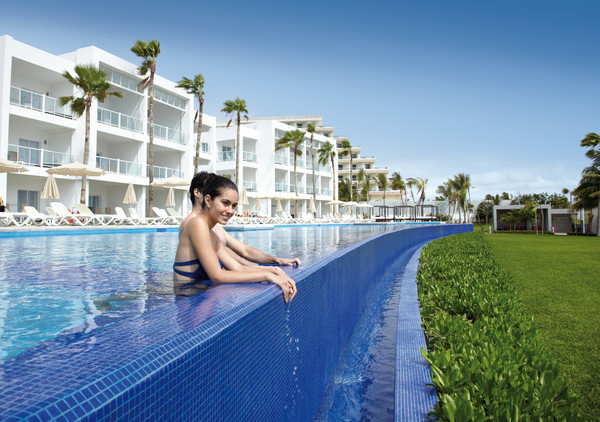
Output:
[173, 174, 297, 302]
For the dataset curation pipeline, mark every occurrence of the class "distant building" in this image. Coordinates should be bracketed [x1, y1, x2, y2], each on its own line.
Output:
[493, 204, 598, 234]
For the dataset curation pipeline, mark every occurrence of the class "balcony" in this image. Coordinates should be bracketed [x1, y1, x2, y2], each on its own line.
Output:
[274, 153, 288, 165]
[8, 144, 73, 168]
[96, 156, 143, 176]
[217, 151, 235, 162]
[151, 123, 185, 144]
[243, 151, 257, 162]
[10, 86, 73, 119]
[242, 181, 257, 192]
[321, 188, 332, 196]
[193, 142, 210, 154]
[147, 165, 184, 179]
[98, 107, 143, 133]
[275, 183, 289, 192]
[290, 185, 305, 194]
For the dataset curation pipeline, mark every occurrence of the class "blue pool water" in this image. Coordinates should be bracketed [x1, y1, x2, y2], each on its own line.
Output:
[0, 223, 421, 361]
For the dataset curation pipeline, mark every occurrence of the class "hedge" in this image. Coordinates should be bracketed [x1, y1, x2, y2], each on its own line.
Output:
[417, 232, 579, 421]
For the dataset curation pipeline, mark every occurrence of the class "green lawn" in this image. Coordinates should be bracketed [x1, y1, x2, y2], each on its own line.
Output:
[485, 233, 600, 421]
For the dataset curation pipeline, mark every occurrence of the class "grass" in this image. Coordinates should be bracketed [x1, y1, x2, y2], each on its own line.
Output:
[484, 233, 600, 421]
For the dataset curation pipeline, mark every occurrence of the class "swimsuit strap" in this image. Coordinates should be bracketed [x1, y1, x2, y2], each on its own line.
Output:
[173, 259, 200, 267]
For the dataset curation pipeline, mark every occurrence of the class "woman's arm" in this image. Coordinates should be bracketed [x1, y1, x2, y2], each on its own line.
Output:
[190, 219, 297, 301]
[222, 228, 302, 266]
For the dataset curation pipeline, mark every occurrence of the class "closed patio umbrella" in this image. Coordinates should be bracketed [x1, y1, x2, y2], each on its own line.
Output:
[254, 198, 261, 212]
[309, 197, 316, 213]
[123, 183, 137, 205]
[276, 198, 283, 212]
[41, 174, 60, 199]
[165, 187, 175, 207]
[239, 187, 249, 206]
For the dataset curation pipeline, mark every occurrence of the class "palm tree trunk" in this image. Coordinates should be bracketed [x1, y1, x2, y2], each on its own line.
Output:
[81, 95, 92, 204]
[293, 153, 298, 217]
[349, 155, 353, 202]
[235, 113, 241, 188]
[195, 95, 204, 174]
[147, 74, 155, 217]
[311, 136, 316, 217]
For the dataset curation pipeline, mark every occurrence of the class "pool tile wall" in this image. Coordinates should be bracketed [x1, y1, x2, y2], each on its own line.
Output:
[0, 224, 471, 421]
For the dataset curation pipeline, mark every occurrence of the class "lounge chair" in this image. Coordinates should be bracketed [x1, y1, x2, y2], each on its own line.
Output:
[129, 207, 156, 225]
[152, 207, 180, 224]
[23, 206, 55, 226]
[0, 210, 28, 227]
[76, 204, 117, 225]
[51, 202, 94, 226]
[114, 207, 141, 225]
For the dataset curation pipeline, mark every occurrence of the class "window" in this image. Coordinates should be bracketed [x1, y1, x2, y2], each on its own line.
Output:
[89, 195, 101, 213]
[17, 190, 39, 212]
[297, 123, 303, 128]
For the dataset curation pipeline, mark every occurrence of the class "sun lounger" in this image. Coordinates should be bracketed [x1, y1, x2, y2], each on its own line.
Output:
[129, 207, 156, 225]
[24, 206, 55, 226]
[114, 207, 141, 225]
[51, 202, 94, 226]
[153, 207, 180, 224]
[0, 210, 28, 227]
[76, 204, 117, 225]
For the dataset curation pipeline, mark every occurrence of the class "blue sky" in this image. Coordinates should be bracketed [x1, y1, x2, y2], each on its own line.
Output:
[2, 0, 598, 200]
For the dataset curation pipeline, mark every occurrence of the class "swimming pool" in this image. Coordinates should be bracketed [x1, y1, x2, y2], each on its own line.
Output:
[0, 223, 471, 420]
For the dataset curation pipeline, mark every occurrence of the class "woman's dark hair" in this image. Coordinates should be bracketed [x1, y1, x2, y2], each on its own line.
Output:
[201, 174, 238, 208]
[189, 171, 211, 205]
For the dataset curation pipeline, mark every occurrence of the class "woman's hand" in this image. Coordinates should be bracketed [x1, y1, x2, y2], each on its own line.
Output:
[267, 270, 297, 303]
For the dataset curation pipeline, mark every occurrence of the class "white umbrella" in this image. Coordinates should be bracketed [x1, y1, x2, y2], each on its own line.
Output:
[325, 200, 345, 205]
[41, 174, 60, 199]
[254, 198, 261, 212]
[0, 158, 28, 173]
[47, 162, 105, 203]
[152, 175, 188, 187]
[309, 197, 316, 213]
[47, 162, 106, 177]
[165, 187, 175, 207]
[239, 187, 249, 205]
[123, 183, 137, 205]
[276, 198, 283, 212]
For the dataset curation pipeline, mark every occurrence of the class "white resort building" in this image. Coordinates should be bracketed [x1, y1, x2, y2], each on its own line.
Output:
[0, 35, 346, 219]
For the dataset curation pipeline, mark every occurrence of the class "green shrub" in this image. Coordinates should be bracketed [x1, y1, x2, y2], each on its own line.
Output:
[418, 232, 579, 421]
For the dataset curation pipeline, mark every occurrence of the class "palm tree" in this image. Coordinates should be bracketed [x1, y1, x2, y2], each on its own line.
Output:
[60, 65, 122, 204]
[176, 74, 205, 174]
[436, 181, 454, 221]
[221, 98, 249, 188]
[574, 133, 600, 236]
[307, 123, 317, 217]
[131, 39, 160, 216]
[275, 129, 305, 216]
[390, 172, 406, 203]
[361, 173, 372, 202]
[339, 139, 353, 201]
[318, 141, 337, 202]
[357, 168, 366, 202]
[376, 173, 388, 208]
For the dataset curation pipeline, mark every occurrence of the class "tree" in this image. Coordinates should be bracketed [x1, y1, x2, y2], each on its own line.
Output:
[391, 172, 406, 203]
[450, 173, 472, 223]
[436, 181, 455, 221]
[407, 177, 428, 210]
[131, 39, 160, 216]
[357, 168, 366, 202]
[275, 129, 305, 216]
[318, 140, 337, 203]
[499, 210, 520, 230]
[476, 200, 494, 225]
[376, 173, 388, 208]
[307, 123, 317, 217]
[361, 173, 372, 202]
[339, 139, 353, 201]
[60, 64, 122, 204]
[176, 74, 205, 174]
[221, 98, 249, 188]
[338, 179, 350, 202]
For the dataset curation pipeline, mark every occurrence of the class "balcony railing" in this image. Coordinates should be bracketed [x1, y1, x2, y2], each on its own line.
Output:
[217, 151, 235, 162]
[151, 123, 185, 144]
[10, 86, 73, 119]
[275, 183, 288, 192]
[8, 144, 72, 168]
[290, 185, 305, 194]
[242, 181, 257, 192]
[243, 151, 257, 162]
[98, 107, 143, 133]
[321, 188, 332, 196]
[96, 156, 143, 176]
[274, 153, 288, 165]
[147, 165, 184, 179]
[193, 142, 210, 154]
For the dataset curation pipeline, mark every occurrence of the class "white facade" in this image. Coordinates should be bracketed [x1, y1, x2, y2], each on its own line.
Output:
[0, 36, 340, 219]
[0, 35, 215, 216]
[214, 117, 336, 218]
